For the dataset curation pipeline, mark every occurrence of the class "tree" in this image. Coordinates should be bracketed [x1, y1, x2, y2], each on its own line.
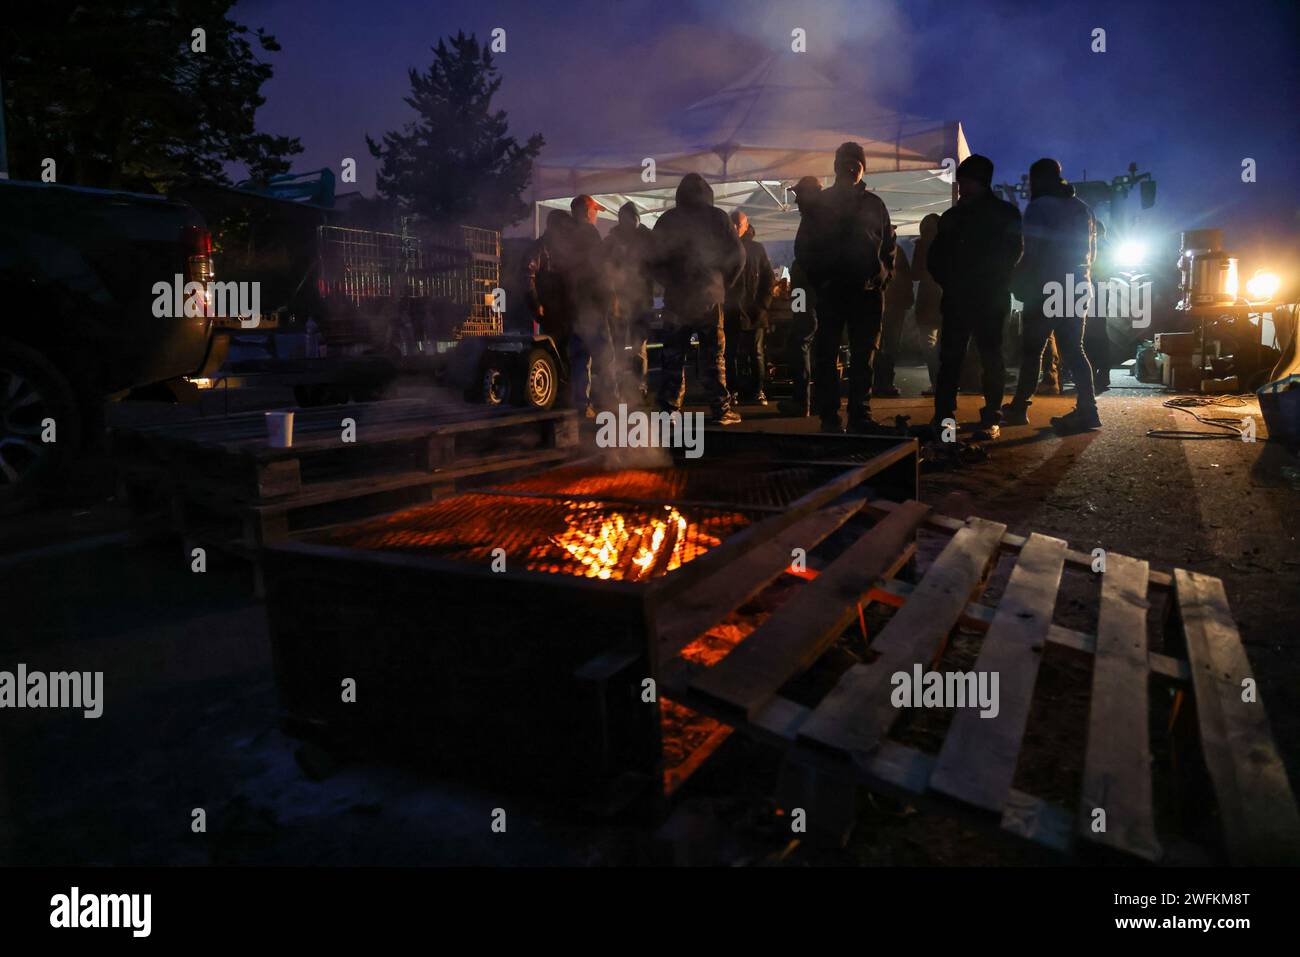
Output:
[0, 2, 301, 192]
[366, 32, 544, 230]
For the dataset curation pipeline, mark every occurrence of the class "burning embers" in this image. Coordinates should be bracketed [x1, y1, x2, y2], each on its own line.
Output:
[552, 504, 721, 581]
[314, 487, 753, 582]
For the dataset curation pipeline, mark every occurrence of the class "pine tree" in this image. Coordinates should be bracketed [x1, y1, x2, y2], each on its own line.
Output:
[366, 32, 545, 229]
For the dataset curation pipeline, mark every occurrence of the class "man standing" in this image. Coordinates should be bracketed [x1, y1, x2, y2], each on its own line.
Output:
[566, 194, 615, 416]
[1003, 158, 1100, 433]
[651, 173, 746, 425]
[603, 201, 655, 404]
[779, 176, 823, 416]
[927, 154, 1023, 435]
[795, 142, 895, 433]
[911, 213, 943, 394]
[724, 210, 775, 405]
[873, 226, 914, 397]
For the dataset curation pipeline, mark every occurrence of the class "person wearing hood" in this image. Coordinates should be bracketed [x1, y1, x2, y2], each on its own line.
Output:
[565, 194, 616, 416]
[794, 141, 895, 433]
[926, 154, 1023, 435]
[873, 225, 915, 397]
[604, 201, 655, 403]
[779, 175, 823, 416]
[724, 210, 775, 405]
[1003, 158, 1100, 433]
[650, 173, 746, 425]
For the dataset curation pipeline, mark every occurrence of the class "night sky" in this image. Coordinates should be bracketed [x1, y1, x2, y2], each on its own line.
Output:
[240, 0, 1300, 271]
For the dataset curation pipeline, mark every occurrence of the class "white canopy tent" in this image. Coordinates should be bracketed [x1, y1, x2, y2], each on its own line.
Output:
[525, 55, 971, 241]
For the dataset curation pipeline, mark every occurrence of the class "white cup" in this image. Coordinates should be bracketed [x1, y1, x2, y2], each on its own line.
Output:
[266, 410, 294, 448]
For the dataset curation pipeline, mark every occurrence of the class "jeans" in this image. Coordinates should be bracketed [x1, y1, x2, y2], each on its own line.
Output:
[567, 307, 616, 411]
[724, 314, 767, 397]
[920, 325, 940, 388]
[1011, 299, 1097, 413]
[814, 284, 883, 423]
[786, 310, 817, 404]
[658, 304, 729, 414]
[935, 306, 1006, 422]
[874, 306, 908, 391]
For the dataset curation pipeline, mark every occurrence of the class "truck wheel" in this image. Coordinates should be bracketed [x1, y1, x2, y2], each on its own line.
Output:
[521, 348, 559, 409]
[481, 363, 511, 406]
[0, 340, 82, 503]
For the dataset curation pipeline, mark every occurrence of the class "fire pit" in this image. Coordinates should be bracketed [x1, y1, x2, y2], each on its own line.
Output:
[262, 430, 917, 796]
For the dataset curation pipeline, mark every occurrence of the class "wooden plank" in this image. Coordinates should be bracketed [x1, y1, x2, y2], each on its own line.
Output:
[864, 578, 1191, 681]
[657, 494, 871, 656]
[1176, 568, 1300, 864]
[930, 533, 1068, 813]
[688, 500, 931, 719]
[1079, 553, 1162, 861]
[796, 516, 1007, 759]
[864, 500, 1173, 590]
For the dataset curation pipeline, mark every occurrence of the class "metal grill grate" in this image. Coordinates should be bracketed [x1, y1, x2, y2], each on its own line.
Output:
[314, 492, 758, 582]
[491, 463, 846, 510]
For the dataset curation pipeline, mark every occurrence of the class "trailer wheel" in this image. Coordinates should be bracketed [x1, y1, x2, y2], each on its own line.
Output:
[0, 339, 82, 504]
[481, 364, 511, 406]
[521, 348, 559, 409]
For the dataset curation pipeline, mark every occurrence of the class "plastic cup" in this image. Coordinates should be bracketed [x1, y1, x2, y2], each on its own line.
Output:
[266, 410, 294, 448]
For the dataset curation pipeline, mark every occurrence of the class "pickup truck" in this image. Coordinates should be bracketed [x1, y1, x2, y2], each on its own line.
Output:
[0, 180, 221, 500]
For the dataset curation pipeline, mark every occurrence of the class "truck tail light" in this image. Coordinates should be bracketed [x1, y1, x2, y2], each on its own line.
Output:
[182, 226, 214, 316]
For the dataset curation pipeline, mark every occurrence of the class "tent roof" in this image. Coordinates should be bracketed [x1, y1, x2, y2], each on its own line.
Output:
[525, 55, 970, 240]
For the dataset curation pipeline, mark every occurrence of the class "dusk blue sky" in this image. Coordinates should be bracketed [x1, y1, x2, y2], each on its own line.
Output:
[240, 0, 1300, 270]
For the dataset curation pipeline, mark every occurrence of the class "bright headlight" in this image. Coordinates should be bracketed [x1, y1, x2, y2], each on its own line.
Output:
[1114, 239, 1147, 267]
[1245, 270, 1281, 303]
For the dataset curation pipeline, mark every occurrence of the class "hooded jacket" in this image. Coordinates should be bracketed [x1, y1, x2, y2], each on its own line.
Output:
[1013, 182, 1096, 302]
[927, 190, 1023, 315]
[651, 174, 746, 319]
[725, 225, 775, 330]
[793, 179, 895, 291]
[603, 219, 655, 317]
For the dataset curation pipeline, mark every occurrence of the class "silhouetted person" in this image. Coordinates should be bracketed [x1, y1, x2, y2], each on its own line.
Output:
[912, 212, 943, 393]
[565, 195, 616, 415]
[927, 154, 1023, 433]
[779, 175, 822, 416]
[795, 142, 895, 433]
[604, 201, 654, 403]
[724, 210, 775, 404]
[525, 209, 576, 347]
[874, 226, 914, 396]
[1085, 218, 1112, 394]
[651, 173, 746, 425]
[1004, 158, 1100, 433]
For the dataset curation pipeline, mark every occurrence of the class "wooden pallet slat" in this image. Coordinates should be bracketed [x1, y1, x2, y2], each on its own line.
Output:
[687, 500, 931, 720]
[1176, 568, 1300, 865]
[930, 532, 1067, 813]
[795, 516, 1007, 760]
[1080, 553, 1162, 861]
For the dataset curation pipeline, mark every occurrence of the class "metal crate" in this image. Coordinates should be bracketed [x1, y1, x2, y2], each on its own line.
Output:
[316, 223, 502, 338]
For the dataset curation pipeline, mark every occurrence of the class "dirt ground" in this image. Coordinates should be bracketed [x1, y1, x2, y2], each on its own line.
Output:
[1, 369, 1296, 866]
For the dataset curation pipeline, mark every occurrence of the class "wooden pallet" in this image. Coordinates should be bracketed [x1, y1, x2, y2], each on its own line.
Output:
[113, 400, 580, 545]
[661, 498, 1300, 864]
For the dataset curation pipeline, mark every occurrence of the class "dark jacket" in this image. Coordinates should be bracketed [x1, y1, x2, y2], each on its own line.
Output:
[603, 220, 655, 318]
[525, 216, 575, 337]
[725, 226, 776, 330]
[911, 233, 942, 330]
[1013, 183, 1095, 302]
[793, 179, 894, 290]
[651, 173, 746, 320]
[883, 243, 914, 315]
[927, 191, 1023, 315]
